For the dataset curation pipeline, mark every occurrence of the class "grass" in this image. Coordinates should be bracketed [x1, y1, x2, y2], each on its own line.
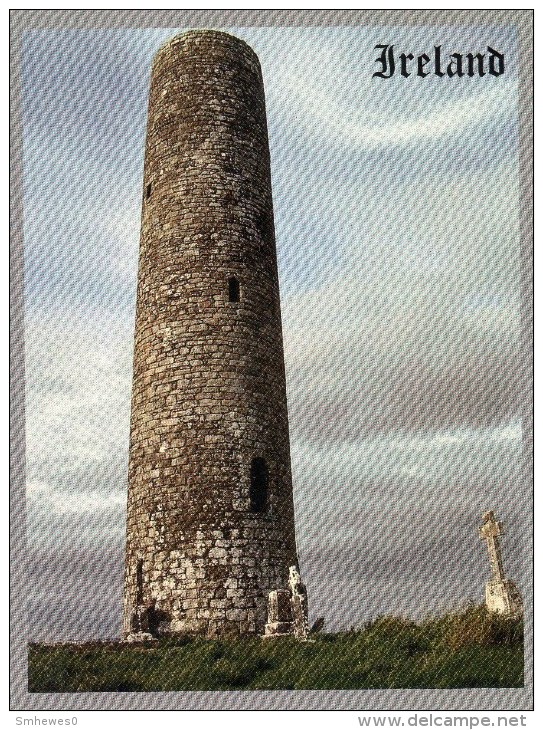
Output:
[28, 604, 524, 692]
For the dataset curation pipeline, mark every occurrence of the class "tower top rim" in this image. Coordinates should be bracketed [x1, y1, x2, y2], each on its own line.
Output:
[153, 30, 261, 68]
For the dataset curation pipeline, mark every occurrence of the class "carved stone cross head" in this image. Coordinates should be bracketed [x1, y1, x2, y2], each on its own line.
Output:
[480, 510, 503, 540]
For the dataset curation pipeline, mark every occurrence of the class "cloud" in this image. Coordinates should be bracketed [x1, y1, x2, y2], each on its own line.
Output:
[278, 159, 521, 442]
[27, 544, 124, 641]
[22, 137, 142, 313]
[291, 423, 523, 523]
[28, 480, 126, 516]
[24, 313, 133, 507]
[284, 76, 518, 150]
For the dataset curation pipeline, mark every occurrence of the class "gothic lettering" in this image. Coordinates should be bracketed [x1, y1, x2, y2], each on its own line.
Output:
[400, 52, 414, 77]
[417, 53, 431, 77]
[488, 46, 505, 76]
[372, 44, 505, 78]
[372, 44, 395, 79]
[447, 53, 464, 77]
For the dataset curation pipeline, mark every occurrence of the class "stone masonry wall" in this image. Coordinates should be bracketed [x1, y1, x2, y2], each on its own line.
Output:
[123, 30, 299, 638]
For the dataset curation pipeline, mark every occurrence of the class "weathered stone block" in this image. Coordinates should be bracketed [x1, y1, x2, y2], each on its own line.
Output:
[268, 589, 292, 624]
[485, 579, 523, 617]
[263, 589, 293, 638]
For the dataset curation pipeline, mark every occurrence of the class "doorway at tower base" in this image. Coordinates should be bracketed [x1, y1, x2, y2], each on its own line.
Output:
[124, 603, 158, 643]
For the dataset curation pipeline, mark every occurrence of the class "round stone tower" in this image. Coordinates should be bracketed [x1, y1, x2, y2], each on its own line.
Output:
[122, 30, 299, 638]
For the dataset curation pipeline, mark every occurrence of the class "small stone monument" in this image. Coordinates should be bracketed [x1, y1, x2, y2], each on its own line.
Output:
[263, 565, 310, 639]
[288, 565, 309, 639]
[480, 511, 523, 618]
[263, 589, 293, 637]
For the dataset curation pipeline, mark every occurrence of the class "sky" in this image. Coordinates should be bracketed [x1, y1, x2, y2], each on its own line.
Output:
[21, 25, 528, 640]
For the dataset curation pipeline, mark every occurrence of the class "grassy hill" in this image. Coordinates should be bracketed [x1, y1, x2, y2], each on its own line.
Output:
[28, 604, 523, 692]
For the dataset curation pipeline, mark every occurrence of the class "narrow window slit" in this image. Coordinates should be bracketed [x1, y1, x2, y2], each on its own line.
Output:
[250, 457, 268, 513]
[136, 559, 144, 604]
[145, 183, 152, 200]
[228, 276, 240, 302]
